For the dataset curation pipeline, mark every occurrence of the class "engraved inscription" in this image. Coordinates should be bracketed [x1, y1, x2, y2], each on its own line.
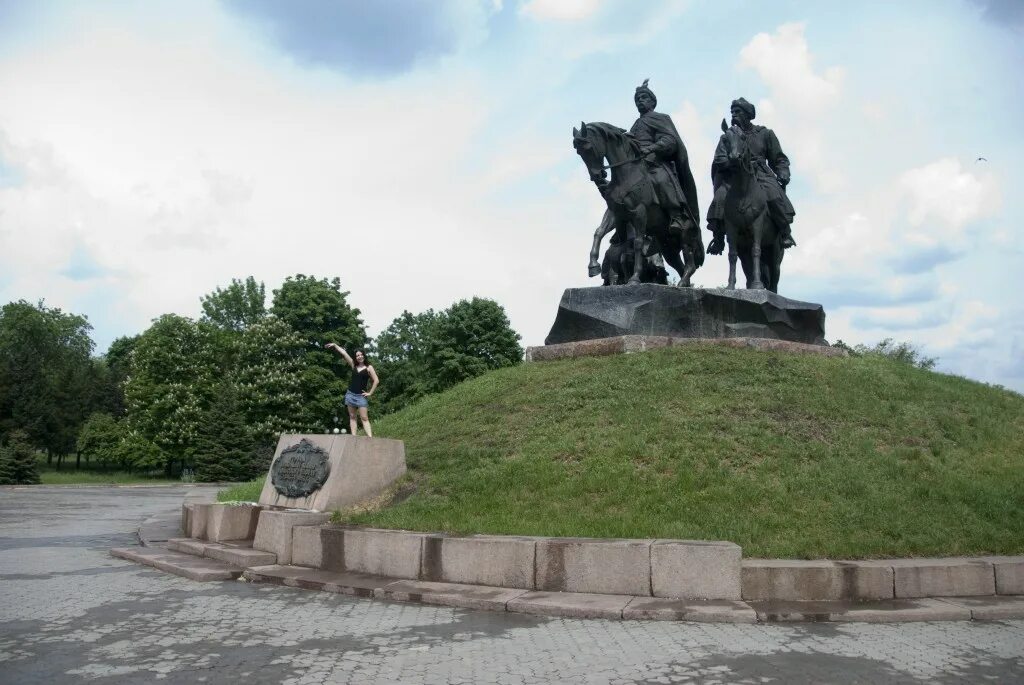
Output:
[271, 438, 331, 499]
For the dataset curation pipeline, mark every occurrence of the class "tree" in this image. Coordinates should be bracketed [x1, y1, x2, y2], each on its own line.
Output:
[0, 300, 97, 463]
[192, 381, 261, 482]
[0, 430, 40, 485]
[271, 275, 368, 430]
[425, 297, 523, 391]
[124, 315, 225, 475]
[76, 412, 123, 471]
[373, 309, 441, 415]
[231, 316, 318, 440]
[200, 276, 267, 332]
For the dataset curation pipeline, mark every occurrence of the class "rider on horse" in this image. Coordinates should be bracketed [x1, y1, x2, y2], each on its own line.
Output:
[707, 98, 797, 252]
[629, 80, 700, 239]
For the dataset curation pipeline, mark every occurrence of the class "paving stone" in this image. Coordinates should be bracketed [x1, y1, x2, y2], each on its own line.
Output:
[374, 580, 530, 611]
[507, 591, 631, 619]
[936, 595, 1024, 620]
[622, 597, 756, 623]
[749, 598, 973, 623]
[110, 547, 241, 581]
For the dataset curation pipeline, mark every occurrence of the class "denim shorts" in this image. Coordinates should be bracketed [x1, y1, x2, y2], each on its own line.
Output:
[344, 390, 369, 409]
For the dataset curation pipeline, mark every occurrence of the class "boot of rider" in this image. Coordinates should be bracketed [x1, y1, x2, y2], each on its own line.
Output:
[781, 224, 797, 249]
[706, 220, 726, 254]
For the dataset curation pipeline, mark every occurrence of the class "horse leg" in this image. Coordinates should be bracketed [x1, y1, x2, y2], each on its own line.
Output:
[749, 213, 766, 289]
[590, 208, 615, 278]
[726, 224, 738, 289]
[627, 204, 647, 285]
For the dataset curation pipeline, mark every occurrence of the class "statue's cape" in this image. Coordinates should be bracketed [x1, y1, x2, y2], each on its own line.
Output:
[639, 111, 700, 224]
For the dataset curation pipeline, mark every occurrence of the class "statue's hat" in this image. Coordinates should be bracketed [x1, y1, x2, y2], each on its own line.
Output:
[635, 79, 657, 106]
[731, 97, 755, 120]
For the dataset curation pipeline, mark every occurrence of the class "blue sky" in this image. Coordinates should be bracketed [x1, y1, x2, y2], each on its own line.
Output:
[0, 0, 1022, 390]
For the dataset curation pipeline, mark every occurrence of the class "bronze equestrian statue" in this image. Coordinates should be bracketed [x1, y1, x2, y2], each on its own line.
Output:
[575, 80, 703, 286]
[706, 98, 797, 292]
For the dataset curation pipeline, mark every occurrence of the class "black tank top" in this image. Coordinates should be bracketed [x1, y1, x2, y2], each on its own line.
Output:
[348, 367, 370, 394]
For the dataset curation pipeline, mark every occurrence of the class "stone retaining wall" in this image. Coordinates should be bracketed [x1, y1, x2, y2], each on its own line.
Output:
[181, 504, 1024, 602]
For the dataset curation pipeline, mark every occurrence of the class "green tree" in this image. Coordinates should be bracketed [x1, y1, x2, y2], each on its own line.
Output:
[0, 300, 96, 464]
[231, 316, 317, 440]
[0, 430, 40, 484]
[124, 315, 225, 475]
[425, 297, 523, 391]
[76, 412, 123, 471]
[192, 381, 260, 482]
[200, 276, 267, 332]
[271, 275, 368, 430]
[373, 309, 441, 415]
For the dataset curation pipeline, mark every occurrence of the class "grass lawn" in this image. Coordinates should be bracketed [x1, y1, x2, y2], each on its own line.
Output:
[39, 470, 180, 485]
[223, 345, 1024, 559]
[218, 479, 264, 502]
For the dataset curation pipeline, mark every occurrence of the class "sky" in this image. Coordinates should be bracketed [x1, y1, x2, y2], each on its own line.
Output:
[1, 0, 1022, 390]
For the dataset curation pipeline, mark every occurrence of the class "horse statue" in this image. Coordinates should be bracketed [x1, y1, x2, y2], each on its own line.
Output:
[709, 120, 784, 292]
[573, 121, 703, 286]
[588, 208, 668, 285]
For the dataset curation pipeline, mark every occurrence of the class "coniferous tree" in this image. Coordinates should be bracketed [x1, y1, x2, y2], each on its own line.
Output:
[4, 430, 40, 484]
[192, 382, 258, 482]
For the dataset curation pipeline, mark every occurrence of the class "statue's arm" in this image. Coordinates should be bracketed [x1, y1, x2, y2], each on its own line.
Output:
[649, 131, 677, 157]
[711, 137, 729, 189]
[766, 130, 791, 185]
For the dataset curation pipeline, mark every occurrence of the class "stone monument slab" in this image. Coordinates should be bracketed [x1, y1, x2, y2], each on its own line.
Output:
[544, 285, 826, 346]
[258, 434, 406, 513]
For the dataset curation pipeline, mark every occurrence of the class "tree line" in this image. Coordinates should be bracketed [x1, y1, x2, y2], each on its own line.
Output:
[0, 274, 523, 484]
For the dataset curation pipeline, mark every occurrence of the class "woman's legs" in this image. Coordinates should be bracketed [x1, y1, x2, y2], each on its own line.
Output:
[347, 405, 359, 435]
[357, 406, 372, 437]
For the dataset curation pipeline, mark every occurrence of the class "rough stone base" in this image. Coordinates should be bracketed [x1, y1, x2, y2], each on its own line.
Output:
[543, 285, 827, 346]
[527, 335, 846, 362]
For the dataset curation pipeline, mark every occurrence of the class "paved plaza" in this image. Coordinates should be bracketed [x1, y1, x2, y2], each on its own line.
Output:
[1, 486, 1022, 684]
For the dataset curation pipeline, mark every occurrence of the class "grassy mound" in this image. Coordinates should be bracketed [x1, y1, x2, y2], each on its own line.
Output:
[226, 345, 1024, 558]
[366, 345, 1024, 558]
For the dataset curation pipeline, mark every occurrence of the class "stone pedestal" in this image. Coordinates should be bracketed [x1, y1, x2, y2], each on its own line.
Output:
[257, 434, 406, 513]
[544, 285, 827, 346]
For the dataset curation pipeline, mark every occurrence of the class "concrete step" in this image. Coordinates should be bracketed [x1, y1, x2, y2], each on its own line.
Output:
[111, 547, 242, 581]
[239, 564, 1024, 623]
[165, 537, 277, 568]
[206, 545, 277, 568]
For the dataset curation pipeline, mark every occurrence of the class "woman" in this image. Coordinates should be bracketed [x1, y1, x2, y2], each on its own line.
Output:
[324, 343, 379, 437]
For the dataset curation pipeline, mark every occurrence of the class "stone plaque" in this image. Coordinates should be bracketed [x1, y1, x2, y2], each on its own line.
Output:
[271, 438, 331, 498]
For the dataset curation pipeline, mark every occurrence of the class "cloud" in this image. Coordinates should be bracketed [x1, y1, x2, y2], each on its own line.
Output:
[737, 23, 845, 193]
[967, 0, 1024, 29]
[899, 157, 1000, 241]
[520, 0, 602, 21]
[223, 0, 496, 76]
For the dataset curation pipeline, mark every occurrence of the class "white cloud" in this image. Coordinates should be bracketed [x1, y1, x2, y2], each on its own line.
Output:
[737, 23, 846, 193]
[900, 158, 1000, 240]
[520, 0, 603, 21]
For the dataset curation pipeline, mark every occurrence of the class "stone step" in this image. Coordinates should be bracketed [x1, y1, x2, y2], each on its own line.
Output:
[111, 547, 242, 581]
[239, 564, 1024, 623]
[165, 537, 276, 567]
[206, 545, 277, 568]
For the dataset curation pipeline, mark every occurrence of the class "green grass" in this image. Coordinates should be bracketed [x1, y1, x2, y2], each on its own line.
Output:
[218, 479, 265, 502]
[39, 470, 180, 485]
[225, 345, 1024, 558]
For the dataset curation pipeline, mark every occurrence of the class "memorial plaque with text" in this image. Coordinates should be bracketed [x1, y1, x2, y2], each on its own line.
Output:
[271, 439, 331, 498]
